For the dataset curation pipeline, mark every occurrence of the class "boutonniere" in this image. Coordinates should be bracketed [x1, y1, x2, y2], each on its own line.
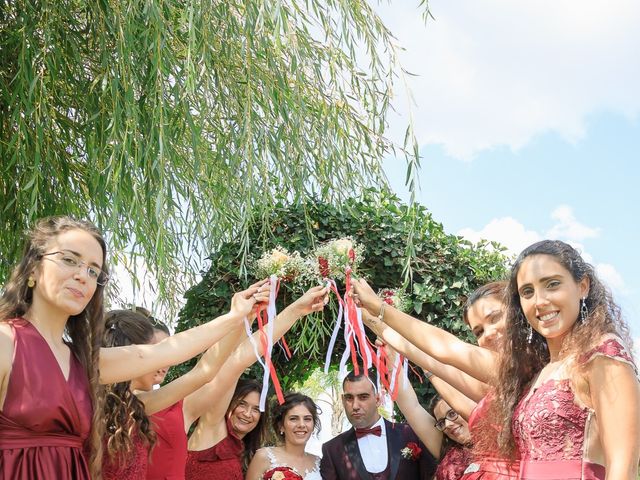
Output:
[400, 442, 422, 460]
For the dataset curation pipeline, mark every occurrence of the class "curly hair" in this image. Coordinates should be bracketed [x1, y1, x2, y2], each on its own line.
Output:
[271, 392, 321, 442]
[102, 310, 157, 462]
[477, 240, 632, 458]
[0, 216, 108, 480]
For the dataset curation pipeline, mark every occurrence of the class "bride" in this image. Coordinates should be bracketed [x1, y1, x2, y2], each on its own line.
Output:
[246, 393, 321, 480]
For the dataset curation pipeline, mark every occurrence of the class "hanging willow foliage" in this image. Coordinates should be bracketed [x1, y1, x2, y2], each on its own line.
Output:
[0, 0, 428, 310]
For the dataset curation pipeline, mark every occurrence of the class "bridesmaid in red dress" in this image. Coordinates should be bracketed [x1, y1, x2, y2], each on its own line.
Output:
[355, 241, 640, 478]
[481, 240, 639, 479]
[0, 216, 272, 479]
[359, 283, 518, 479]
[185, 285, 328, 480]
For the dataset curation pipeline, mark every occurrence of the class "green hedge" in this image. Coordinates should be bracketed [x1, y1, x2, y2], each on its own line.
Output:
[168, 190, 508, 399]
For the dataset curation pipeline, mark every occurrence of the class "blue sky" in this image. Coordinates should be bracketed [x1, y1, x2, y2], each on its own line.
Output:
[375, 1, 640, 345]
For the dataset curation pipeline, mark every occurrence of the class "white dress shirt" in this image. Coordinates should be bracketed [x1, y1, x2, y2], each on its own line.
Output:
[357, 417, 388, 473]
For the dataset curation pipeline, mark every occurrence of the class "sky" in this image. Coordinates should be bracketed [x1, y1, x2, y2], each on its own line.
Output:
[374, 0, 640, 347]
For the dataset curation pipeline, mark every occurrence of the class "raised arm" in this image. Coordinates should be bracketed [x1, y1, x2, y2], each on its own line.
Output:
[135, 282, 268, 414]
[98, 281, 269, 384]
[183, 285, 328, 430]
[590, 356, 640, 479]
[362, 310, 488, 403]
[353, 278, 497, 383]
[391, 355, 443, 459]
[426, 373, 477, 421]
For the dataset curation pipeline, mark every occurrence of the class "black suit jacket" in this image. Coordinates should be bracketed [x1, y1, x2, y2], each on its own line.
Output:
[319, 419, 437, 480]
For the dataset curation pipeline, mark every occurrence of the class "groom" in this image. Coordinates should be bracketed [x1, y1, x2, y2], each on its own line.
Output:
[320, 370, 436, 480]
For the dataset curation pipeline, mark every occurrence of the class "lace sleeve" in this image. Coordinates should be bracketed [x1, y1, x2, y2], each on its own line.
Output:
[580, 335, 637, 375]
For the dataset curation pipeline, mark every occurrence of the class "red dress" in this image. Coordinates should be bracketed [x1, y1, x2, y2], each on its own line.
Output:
[460, 395, 519, 480]
[512, 335, 637, 480]
[102, 434, 148, 480]
[435, 445, 473, 480]
[0, 318, 92, 479]
[185, 419, 244, 480]
[147, 400, 187, 479]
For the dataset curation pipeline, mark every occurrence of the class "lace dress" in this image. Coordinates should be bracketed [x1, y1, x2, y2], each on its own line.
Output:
[259, 447, 321, 480]
[435, 445, 473, 480]
[185, 418, 244, 480]
[460, 395, 519, 479]
[512, 335, 637, 480]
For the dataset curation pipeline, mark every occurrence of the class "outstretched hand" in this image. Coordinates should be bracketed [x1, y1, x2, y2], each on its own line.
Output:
[288, 285, 329, 317]
[230, 278, 272, 319]
[351, 278, 382, 315]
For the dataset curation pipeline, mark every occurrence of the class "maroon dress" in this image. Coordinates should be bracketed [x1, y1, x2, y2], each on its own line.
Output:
[185, 419, 244, 480]
[147, 400, 187, 479]
[460, 395, 519, 479]
[435, 445, 473, 480]
[512, 335, 637, 480]
[102, 434, 148, 480]
[0, 318, 92, 479]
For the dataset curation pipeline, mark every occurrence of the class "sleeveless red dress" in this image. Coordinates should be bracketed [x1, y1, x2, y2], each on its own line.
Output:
[0, 318, 92, 479]
[147, 400, 187, 479]
[185, 419, 244, 480]
[102, 434, 148, 480]
[460, 395, 519, 479]
[512, 335, 637, 480]
[435, 445, 473, 480]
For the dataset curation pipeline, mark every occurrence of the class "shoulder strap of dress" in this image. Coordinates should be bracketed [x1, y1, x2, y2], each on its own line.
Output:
[580, 334, 637, 375]
[265, 447, 278, 467]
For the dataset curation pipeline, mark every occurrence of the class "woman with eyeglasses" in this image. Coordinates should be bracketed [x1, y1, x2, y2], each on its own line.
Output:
[372, 339, 472, 480]
[0, 216, 269, 479]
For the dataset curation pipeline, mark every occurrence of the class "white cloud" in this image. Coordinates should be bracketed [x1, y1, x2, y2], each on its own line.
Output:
[458, 217, 540, 255]
[458, 205, 626, 293]
[546, 205, 600, 241]
[596, 263, 627, 293]
[375, 1, 640, 159]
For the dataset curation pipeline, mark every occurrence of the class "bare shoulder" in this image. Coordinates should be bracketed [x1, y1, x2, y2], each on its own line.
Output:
[0, 322, 15, 407]
[0, 322, 15, 368]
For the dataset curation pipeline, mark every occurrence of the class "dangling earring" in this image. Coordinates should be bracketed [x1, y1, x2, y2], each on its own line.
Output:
[580, 297, 589, 324]
[280, 430, 284, 436]
[527, 324, 533, 344]
[27, 276, 36, 288]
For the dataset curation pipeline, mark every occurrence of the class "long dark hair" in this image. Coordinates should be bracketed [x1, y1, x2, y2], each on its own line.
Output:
[102, 310, 157, 461]
[480, 240, 632, 457]
[271, 392, 321, 442]
[462, 281, 507, 325]
[0, 216, 108, 479]
[227, 379, 269, 469]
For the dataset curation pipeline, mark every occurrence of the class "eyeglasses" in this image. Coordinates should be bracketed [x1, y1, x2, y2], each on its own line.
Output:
[42, 251, 110, 286]
[435, 409, 459, 431]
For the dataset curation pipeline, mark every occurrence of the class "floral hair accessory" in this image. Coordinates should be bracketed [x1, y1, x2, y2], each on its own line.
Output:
[401, 441, 422, 460]
[253, 247, 307, 282]
[263, 466, 303, 480]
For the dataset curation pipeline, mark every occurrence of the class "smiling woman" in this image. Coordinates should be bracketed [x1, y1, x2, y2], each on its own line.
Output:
[0, 215, 269, 479]
[481, 240, 640, 480]
[245, 393, 321, 480]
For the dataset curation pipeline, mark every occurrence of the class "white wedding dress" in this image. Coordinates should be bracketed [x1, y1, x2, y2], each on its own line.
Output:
[264, 447, 322, 480]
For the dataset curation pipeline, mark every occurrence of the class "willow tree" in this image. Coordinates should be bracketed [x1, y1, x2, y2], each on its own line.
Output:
[0, 1, 428, 307]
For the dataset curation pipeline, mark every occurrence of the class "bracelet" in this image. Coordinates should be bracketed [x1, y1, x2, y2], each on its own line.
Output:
[424, 370, 434, 380]
[377, 301, 387, 322]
